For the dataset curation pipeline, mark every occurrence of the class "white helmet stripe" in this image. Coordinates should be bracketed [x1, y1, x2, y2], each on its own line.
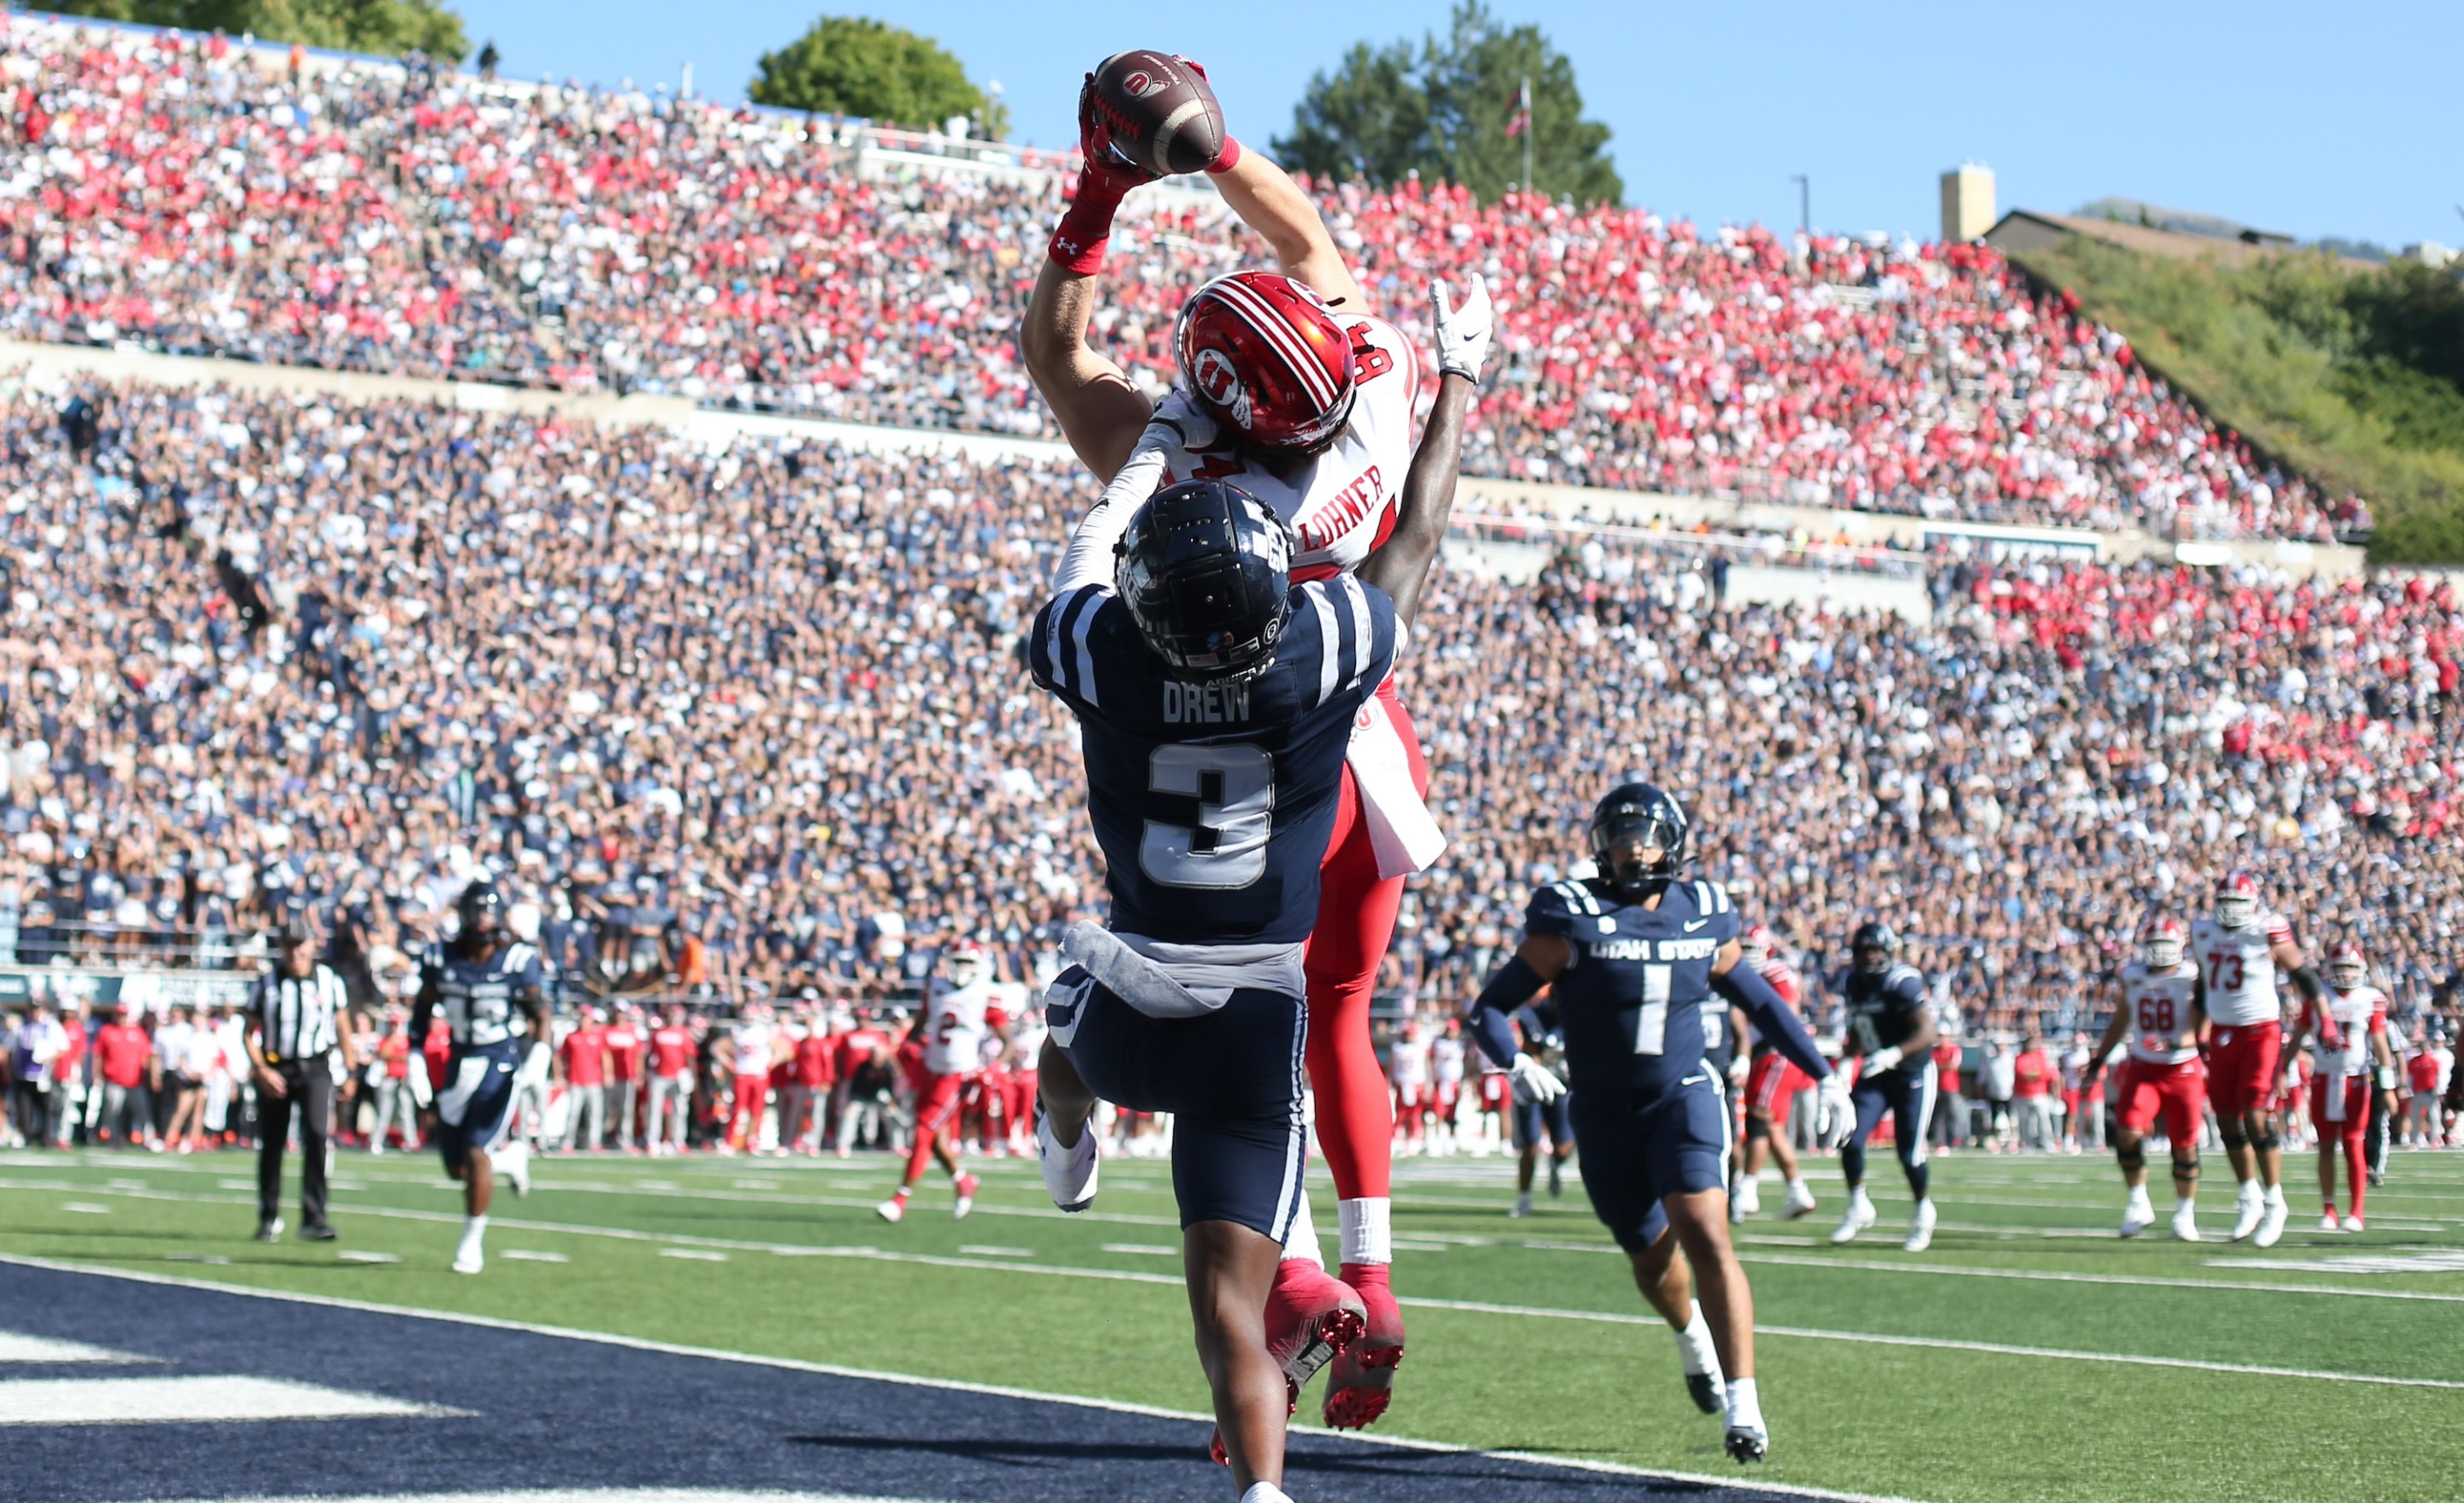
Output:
[1205, 276, 1340, 409]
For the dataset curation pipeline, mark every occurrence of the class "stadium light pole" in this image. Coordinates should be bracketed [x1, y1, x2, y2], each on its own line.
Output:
[1791, 174, 1810, 237]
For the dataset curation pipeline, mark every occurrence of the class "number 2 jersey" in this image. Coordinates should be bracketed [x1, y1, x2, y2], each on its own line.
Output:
[1026, 573, 1395, 948]
[2189, 911, 2295, 1027]
[921, 978, 1011, 1077]
[1522, 876, 1741, 1107]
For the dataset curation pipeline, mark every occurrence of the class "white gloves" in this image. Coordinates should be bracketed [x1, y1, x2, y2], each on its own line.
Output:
[1431, 274, 1494, 386]
[1865, 1045, 1904, 1074]
[1508, 1051, 1567, 1104]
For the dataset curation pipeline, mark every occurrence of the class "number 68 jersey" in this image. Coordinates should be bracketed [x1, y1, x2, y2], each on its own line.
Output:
[1027, 574, 1395, 947]
[2189, 911, 2295, 1027]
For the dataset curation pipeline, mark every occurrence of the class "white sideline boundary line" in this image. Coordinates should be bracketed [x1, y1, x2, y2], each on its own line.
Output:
[1407, 1296, 2464, 1391]
[128, 1493, 938, 1503]
[0, 1253, 1921, 1503]
[1736, 1252, 2464, 1305]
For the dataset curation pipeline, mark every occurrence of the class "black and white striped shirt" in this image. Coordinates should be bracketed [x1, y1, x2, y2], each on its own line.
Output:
[251, 965, 346, 1062]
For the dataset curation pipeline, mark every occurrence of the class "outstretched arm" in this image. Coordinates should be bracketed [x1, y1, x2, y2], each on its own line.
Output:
[1209, 146, 1365, 311]
[1359, 277, 1492, 627]
[1711, 940, 1832, 1082]
[1022, 255, 1153, 486]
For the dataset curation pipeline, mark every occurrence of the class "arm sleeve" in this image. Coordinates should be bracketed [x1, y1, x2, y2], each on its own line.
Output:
[1715, 962, 1832, 1081]
[1466, 956, 1544, 1070]
[1051, 396, 1210, 592]
[2289, 964, 2329, 1004]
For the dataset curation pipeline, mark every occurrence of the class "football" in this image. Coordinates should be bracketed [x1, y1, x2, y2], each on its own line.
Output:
[1085, 49, 1227, 177]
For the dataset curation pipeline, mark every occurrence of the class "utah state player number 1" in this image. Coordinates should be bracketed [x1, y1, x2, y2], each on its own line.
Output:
[1141, 743, 1273, 889]
[1634, 963, 1671, 1055]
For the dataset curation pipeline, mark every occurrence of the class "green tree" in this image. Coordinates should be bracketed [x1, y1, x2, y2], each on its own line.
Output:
[1276, 1, 1619, 205]
[39, 0, 466, 58]
[749, 15, 1004, 138]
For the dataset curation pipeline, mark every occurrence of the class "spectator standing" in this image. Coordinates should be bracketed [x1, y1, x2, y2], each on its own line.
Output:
[1929, 1038, 1968, 1150]
[90, 1003, 160, 1150]
[604, 1006, 645, 1151]
[368, 1012, 424, 1154]
[2012, 1032, 2059, 1151]
[11, 1003, 65, 1146]
[246, 920, 360, 1241]
[1981, 1040, 2017, 1151]
[646, 1005, 696, 1156]
[560, 1007, 611, 1152]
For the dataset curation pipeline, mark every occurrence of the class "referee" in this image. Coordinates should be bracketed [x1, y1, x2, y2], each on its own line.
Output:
[246, 917, 361, 1242]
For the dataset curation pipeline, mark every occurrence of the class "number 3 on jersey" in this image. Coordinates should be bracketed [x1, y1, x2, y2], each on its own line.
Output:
[1140, 743, 1273, 889]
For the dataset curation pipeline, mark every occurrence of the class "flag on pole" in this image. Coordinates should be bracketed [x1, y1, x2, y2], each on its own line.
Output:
[1505, 76, 1531, 138]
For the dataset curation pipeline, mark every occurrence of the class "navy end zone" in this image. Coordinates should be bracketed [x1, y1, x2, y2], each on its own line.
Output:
[0, 1259, 1853, 1503]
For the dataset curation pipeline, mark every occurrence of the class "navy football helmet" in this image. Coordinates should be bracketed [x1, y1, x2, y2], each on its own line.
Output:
[1588, 781, 1688, 898]
[1851, 920, 1899, 974]
[1115, 479, 1294, 683]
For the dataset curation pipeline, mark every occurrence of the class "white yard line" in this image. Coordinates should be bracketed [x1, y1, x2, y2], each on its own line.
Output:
[0, 1374, 460, 1425]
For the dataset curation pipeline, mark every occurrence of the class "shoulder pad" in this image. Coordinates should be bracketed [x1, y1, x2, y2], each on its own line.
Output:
[1526, 879, 1602, 935]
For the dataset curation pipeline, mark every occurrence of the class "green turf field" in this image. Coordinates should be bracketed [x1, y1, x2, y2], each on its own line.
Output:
[3, 1141, 2460, 1503]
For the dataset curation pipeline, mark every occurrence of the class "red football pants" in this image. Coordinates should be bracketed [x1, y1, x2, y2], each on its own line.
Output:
[1305, 683, 1428, 1204]
[906, 1071, 970, 1183]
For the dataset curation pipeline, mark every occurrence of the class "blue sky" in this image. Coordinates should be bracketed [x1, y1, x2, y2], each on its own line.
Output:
[459, 0, 2461, 251]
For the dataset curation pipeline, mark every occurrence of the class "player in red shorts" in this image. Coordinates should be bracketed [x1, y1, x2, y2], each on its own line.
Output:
[880, 944, 1012, 1222]
[2082, 916, 2207, 1240]
[2290, 944, 2401, 1231]
[1728, 926, 1819, 1222]
[1024, 61, 1484, 1427]
[2190, 872, 2331, 1248]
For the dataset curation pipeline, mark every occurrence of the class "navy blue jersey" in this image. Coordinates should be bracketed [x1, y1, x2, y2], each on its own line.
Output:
[1839, 962, 1930, 1061]
[1027, 575, 1395, 947]
[1525, 876, 1741, 1105]
[418, 939, 545, 1049]
[1698, 994, 1740, 1075]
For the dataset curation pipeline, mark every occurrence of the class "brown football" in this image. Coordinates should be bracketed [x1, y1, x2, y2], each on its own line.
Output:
[1087, 50, 1226, 177]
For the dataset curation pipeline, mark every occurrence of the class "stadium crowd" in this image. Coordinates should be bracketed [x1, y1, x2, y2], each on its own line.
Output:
[0, 19, 2349, 541]
[0, 376, 2454, 1043]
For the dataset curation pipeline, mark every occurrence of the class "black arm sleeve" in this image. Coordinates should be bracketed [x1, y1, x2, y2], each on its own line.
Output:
[1466, 956, 1545, 1070]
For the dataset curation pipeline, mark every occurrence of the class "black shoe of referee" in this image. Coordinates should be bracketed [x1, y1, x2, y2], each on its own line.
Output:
[254, 1218, 284, 1243]
[299, 1223, 336, 1242]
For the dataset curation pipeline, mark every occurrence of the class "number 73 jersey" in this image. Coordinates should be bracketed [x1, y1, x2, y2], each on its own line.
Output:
[2190, 912, 2294, 1028]
[1027, 575, 1395, 947]
[1523, 876, 1740, 1106]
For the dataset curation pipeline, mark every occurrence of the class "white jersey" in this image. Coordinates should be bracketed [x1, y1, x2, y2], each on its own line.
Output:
[2307, 985, 2387, 1079]
[922, 979, 1010, 1077]
[2189, 912, 2294, 1027]
[1162, 313, 1421, 579]
[1431, 1033, 1466, 1087]
[1389, 1033, 1430, 1091]
[2118, 961, 2200, 1065]
[730, 1021, 776, 1076]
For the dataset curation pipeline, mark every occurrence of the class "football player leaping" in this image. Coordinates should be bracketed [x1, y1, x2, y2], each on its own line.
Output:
[1467, 784, 1833, 1463]
[2288, 943, 2400, 1232]
[2191, 872, 2332, 1249]
[1024, 61, 1471, 1430]
[2080, 916, 2207, 1240]
[1025, 280, 1479, 1503]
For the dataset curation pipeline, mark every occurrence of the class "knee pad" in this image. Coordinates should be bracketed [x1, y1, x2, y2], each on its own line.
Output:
[2115, 1141, 2146, 1175]
[2171, 1155, 2200, 1183]
[2218, 1123, 2248, 1151]
[2251, 1129, 2281, 1154]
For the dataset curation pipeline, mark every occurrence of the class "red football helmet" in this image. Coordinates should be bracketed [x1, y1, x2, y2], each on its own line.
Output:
[2327, 942, 2366, 991]
[2138, 914, 2186, 971]
[1175, 271, 1357, 453]
[942, 940, 989, 987]
[2212, 871, 2260, 931]
[1738, 923, 1773, 966]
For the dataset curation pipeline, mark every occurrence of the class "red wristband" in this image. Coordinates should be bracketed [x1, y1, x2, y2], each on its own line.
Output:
[1205, 135, 1242, 175]
[1050, 168, 1131, 274]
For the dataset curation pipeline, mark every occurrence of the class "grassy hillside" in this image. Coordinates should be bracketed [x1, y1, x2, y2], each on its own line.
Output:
[2010, 237, 2464, 563]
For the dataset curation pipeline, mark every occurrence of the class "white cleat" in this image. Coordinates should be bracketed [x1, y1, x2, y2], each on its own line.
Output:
[2254, 1198, 2289, 1249]
[2227, 1192, 2265, 1242]
[953, 1174, 980, 1220]
[2342, 1213, 2366, 1233]
[1035, 1111, 1098, 1212]
[2319, 1212, 2343, 1233]
[1829, 1196, 1877, 1245]
[875, 1198, 906, 1223]
[452, 1252, 483, 1275]
[1902, 1198, 1937, 1253]
[500, 1146, 530, 1199]
[1729, 1178, 1761, 1222]
[1780, 1179, 1819, 1220]
[2170, 1204, 2200, 1242]
[2119, 1192, 2154, 1239]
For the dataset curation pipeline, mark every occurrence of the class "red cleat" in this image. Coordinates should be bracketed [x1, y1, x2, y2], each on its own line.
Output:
[1322, 1262, 1404, 1429]
[1207, 1258, 1365, 1464]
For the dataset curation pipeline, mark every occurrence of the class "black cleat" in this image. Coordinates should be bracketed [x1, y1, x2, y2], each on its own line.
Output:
[299, 1223, 336, 1242]
[253, 1219, 283, 1243]
[1726, 1423, 1768, 1463]
[1685, 1372, 1722, 1414]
